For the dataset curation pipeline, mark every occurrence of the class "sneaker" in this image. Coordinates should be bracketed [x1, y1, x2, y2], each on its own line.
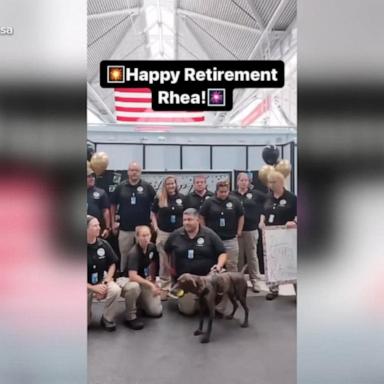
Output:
[256, 274, 265, 281]
[251, 285, 260, 293]
[100, 316, 116, 331]
[266, 292, 278, 301]
[124, 318, 144, 330]
[251, 281, 261, 293]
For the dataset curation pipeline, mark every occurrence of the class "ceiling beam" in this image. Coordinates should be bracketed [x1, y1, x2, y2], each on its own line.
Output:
[243, 0, 265, 29]
[248, 0, 291, 59]
[178, 17, 212, 60]
[177, 9, 260, 34]
[87, 83, 116, 123]
[88, 8, 140, 20]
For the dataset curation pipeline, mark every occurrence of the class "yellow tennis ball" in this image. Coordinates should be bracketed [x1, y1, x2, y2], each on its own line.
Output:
[176, 289, 184, 298]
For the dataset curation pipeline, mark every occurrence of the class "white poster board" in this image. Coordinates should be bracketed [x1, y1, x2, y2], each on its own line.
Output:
[262, 226, 297, 285]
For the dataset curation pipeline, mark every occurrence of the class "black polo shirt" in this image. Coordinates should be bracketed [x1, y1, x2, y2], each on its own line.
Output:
[231, 189, 266, 231]
[124, 243, 158, 279]
[164, 226, 225, 278]
[200, 196, 244, 240]
[111, 179, 156, 231]
[184, 190, 214, 211]
[87, 238, 118, 285]
[263, 189, 297, 226]
[87, 186, 110, 225]
[152, 193, 185, 233]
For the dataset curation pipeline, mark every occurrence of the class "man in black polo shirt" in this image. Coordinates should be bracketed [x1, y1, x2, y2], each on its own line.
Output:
[117, 225, 162, 330]
[111, 161, 156, 272]
[164, 208, 227, 315]
[87, 168, 111, 239]
[259, 171, 297, 300]
[184, 175, 214, 211]
[200, 180, 244, 272]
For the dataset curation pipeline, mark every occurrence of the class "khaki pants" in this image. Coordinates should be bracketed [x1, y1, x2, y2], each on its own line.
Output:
[178, 293, 199, 315]
[222, 237, 239, 272]
[87, 281, 121, 325]
[156, 229, 171, 290]
[118, 230, 136, 272]
[238, 230, 261, 284]
[118, 278, 163, 320]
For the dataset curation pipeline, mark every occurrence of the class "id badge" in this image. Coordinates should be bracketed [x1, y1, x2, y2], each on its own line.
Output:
[268, 214, 275, 224]
[131, 195, 136, 205]
[91, 272, 98, 285]
[170, 215, 176, 224]
[187, 249, 194, 259]
[143, 267, 149, 277]
[219, 217, 226, 227]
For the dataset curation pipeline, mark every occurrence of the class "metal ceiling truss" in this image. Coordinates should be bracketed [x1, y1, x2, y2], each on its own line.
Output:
[87, 82, 116, 123]
[177, 9, 261, 34]
[243, 0, 266, 29]
[88, 7, 140, 20]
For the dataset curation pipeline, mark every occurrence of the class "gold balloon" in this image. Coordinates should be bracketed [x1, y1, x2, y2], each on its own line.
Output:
[87, 161, 93, 176]
[258, 165, 274, 185]
[275, 159, 292, 178]
[90, 152, 109, 176]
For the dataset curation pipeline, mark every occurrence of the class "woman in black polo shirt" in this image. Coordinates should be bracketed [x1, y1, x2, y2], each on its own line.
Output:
[87, 215, 121, 331]
[259, 171, 297, 300]
[231, 172, 266, 292]
[151, 175, 185, 293]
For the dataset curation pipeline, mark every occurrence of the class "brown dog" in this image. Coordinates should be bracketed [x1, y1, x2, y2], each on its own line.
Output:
[175, 270, 249, 343]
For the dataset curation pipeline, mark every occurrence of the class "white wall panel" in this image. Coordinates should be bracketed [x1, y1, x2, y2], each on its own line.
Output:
[212, 146, 246, 170]
[96, 144, 143, 169]
[145, 145, 180, 170]
[182, 146, 210, 169]
[248, 146, 265, 170]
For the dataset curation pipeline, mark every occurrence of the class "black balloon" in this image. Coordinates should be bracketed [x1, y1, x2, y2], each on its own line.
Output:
[262, 145, 280, 165]
[87, 143, 95, 161]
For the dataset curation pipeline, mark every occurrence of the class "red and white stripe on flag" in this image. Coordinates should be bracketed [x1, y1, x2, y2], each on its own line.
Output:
[114, 88, 205, 123]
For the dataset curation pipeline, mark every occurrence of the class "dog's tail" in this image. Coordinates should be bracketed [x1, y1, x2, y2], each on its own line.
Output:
[240, 264, 248, 274]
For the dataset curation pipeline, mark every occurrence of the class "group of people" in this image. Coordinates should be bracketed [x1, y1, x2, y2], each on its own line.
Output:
[87, 161, 297, 331]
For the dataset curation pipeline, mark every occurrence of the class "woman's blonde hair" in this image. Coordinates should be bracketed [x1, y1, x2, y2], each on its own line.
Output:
[267, 170, 285, 184]
[158, 175, 178, 208]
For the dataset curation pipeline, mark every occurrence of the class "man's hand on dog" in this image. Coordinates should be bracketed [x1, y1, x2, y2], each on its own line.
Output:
[210, 264, 224, 273]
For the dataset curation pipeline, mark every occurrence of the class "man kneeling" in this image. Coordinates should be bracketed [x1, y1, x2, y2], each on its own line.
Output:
[164, 208, 227, 315]
[117, 225, 163, 330]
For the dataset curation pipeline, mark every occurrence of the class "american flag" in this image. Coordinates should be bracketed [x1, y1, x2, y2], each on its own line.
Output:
[114, 88, 205, 123]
